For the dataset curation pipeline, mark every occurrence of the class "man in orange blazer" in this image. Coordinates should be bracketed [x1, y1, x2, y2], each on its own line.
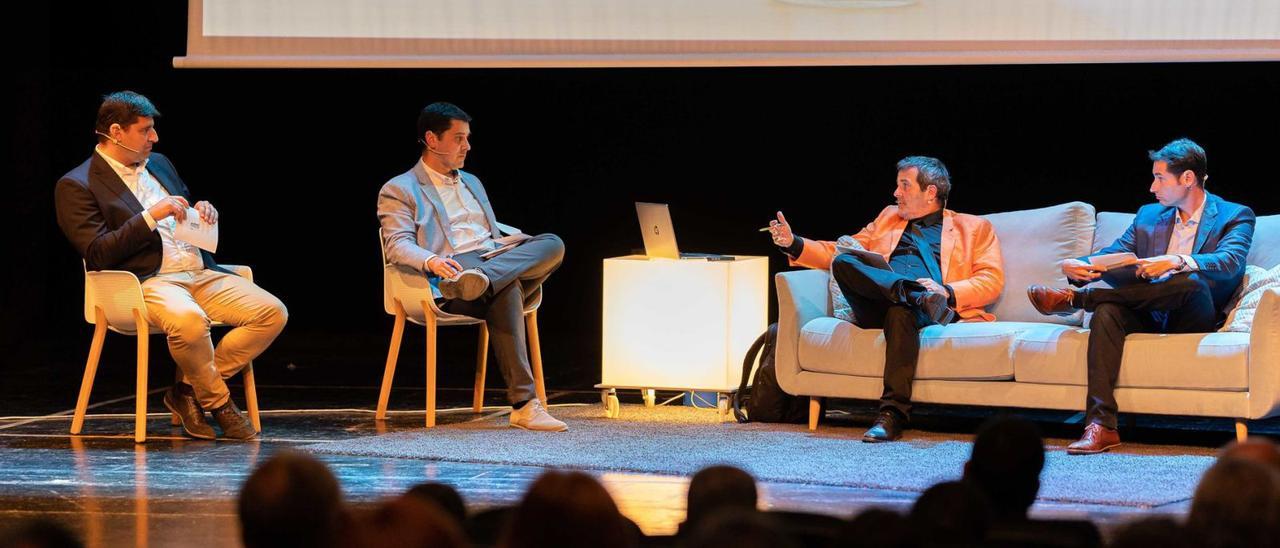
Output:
[768, 156, 1004, 442]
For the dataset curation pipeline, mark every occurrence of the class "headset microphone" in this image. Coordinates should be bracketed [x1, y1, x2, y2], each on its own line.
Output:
[95, 131, 144, 154]
[417, 138, 454, 157]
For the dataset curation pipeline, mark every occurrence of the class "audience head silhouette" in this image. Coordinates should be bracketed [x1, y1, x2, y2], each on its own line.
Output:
[1187, 457, 1280, 548]
[406, 482, 468, 524]
[683, 465, 758, 534]
[354, 494, 468, 548]
[238, 451, 347, 548]
[963, 415, 1045, 520]
[909, 480, 991, 546]
[499, 470, 637, 548]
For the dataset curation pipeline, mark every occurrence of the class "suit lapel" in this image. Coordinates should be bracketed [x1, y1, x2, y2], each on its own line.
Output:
[412, 162, 455, 246]
[1192, 193, 1220, 254]
[1151, 207, 1176, 256]
[940, 210, 955, 281]
[460, 173, 500, 233]
[88, 153, 145, 214]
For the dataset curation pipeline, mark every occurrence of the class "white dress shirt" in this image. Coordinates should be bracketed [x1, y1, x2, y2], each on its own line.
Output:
[1166, 197, 1205, 271]
[96, 147, 204, 274]
[421, 160, 495, 255]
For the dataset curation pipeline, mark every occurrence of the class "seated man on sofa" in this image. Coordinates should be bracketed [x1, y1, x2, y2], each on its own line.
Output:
[1028, 138, 1255, 455]
[767, 156, 1005, 442]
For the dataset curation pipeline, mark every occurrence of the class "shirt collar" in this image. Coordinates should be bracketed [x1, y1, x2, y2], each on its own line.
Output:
[95, 145, 148, 177]
[1175, 196, 1206, 227]
[420, 158, 461, 186]
[911, 208, 944, 228]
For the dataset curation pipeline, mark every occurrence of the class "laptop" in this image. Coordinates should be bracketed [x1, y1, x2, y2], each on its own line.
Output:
[635, 202, 729, 260]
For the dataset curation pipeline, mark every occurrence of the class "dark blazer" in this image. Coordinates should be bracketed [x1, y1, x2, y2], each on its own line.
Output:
[55, 151, 225, 280]
[1079, 192, 1255, 316]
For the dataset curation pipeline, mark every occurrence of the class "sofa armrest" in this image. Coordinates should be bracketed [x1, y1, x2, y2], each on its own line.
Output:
[1248, 287, 1280, 419]
[774, 270, 831, 395]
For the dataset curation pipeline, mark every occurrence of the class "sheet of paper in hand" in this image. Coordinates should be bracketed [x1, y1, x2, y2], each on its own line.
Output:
[1087, 252, 1139, 271]
[174, 207, 219, 253]
[481, 233, 533, 260]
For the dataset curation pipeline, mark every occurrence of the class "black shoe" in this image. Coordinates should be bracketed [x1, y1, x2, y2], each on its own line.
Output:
[211, 400, 258, 440]
[862, 410, 907, 443]
[914, 291, 956, 326]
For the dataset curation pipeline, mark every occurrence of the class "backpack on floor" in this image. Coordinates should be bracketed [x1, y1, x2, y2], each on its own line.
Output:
[732, 323, 812, 423]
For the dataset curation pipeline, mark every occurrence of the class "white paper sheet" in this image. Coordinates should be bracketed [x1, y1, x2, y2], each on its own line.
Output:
[174, 208, 219, 253]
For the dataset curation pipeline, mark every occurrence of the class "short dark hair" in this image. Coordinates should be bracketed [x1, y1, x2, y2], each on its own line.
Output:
[1149, 138, 1207, 187]
[896, 156, 951, 203]
[964, 416, 1045, 520]
[417, 102, 472, 142]
[238, 451, 345, 548]
[685, 465, 758, 530]
[95, 91, 160, 143]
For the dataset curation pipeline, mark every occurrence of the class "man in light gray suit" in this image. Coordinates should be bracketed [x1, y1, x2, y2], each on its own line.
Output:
[378, 102, 567, 431]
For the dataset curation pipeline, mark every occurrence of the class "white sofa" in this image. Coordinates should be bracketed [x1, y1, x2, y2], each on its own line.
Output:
[775, 202, 1280, 439]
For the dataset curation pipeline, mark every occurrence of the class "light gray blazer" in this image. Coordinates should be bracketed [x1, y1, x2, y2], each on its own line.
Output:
[377, 161, 516, 298]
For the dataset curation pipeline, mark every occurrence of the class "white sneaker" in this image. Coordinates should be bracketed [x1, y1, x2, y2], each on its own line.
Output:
[509, 399, 568, 432]
[439, 269, 490, 301]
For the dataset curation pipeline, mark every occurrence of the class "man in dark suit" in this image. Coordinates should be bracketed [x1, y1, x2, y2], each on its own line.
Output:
[55, 91, 287, 440]
[1028, 138, 1255, 454]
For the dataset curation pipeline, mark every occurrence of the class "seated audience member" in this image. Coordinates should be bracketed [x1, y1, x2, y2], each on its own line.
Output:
[840, 508, 912, 548]
[1107, 518, 1194, 548]
[679, 465, 758, 537]
[682, 509, 797, 548]
[499, 470, 637, 548]
[1218, 437, 1280, 473]
[406, 482, 468, 524]
[354, 494, 468, 548]
[0, 519, 83, 548]
[768, 156, 1004, 441]
[379, 102, 567, 431]
[1027, 138, 1255, 455]
[1186, 457, 1280, 548]
[238, 451, 348, 548]
[908, 480, 991, 546]
[962, 416, 1044, 522]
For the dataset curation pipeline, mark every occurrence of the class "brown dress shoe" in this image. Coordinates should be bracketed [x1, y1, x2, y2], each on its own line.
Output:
[1067, 423, 1121, 455]
[163, 383, 215, 440]
[211, 400, 258, 440]
[1027, 285, 1080, 316]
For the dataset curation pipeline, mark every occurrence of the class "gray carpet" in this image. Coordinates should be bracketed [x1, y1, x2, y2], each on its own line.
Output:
[304, 404, 1213, 508]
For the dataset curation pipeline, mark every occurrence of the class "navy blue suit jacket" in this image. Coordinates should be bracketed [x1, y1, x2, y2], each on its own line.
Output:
[55, 151, 227, 280]
[1079, 192, 1255, 317]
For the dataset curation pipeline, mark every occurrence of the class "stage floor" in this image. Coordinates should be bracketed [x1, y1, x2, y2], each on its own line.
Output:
[0, 383, 1273, 547]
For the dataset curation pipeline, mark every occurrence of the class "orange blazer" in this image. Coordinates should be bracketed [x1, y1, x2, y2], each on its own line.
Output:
[793, 206, 1005, 322]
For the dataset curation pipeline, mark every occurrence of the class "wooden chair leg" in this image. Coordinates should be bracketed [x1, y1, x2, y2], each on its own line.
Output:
[243, 362, 261, 433]
[808, 397, 822, 431]
[71, 308, 108, 435]
[1235, 419, 1248, 442]
[526, 310, 548, 404]
[376, 302, 406, 421]
[134, 309, 149, 444]
[424, 302, 438, 428]
[474, 323, 489, 413]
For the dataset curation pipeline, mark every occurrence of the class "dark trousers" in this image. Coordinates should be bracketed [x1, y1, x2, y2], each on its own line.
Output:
[442, 234, 565, 404]
[830, 253, 939, 418]
[1081, 273, 1216, 429]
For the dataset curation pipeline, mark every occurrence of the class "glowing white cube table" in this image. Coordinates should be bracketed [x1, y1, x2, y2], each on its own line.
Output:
[599, 255, 768, 418]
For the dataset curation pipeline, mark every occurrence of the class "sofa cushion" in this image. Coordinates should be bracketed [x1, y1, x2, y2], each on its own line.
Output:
[982, 202, 1095, 325]
[1093, 212, 1136, 253]
[1221, 264, 1280, 332]
[1012, 324, 1090, 386]
[1116, 332, 1250, 391]
[798, 317, 1024, 380]
[1247, 213, 1280, 269]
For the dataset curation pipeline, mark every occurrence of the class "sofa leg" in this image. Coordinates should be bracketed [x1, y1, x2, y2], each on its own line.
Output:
[1235, 419, 1248, 442]
[808, 397, 821, 431]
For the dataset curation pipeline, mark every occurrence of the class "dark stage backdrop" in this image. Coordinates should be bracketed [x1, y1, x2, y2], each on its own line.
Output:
[11, 2, 1279, 398]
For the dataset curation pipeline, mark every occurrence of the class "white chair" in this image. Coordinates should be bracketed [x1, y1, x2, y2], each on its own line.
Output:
[72, 263, 262, 443]
[376, 231, 547, 427]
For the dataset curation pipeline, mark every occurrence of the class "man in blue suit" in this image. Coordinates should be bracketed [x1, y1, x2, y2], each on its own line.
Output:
[1027, 138, 1255, 454]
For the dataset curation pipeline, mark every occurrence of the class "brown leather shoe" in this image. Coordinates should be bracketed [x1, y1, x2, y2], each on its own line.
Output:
[211, 400, 258, 440]
[163, 383, 215, 440]
[1027, 285, 1080, 316]
[1067, 423, 1121, 455]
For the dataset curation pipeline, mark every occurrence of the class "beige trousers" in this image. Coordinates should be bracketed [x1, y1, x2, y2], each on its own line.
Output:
[142, 269, 288, 409]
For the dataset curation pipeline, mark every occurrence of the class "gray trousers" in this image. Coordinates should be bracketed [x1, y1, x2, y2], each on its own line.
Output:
[442, 233, 564, 404]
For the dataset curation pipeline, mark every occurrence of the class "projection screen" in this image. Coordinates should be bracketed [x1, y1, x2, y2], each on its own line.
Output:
[176, 0, 1280, 68]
